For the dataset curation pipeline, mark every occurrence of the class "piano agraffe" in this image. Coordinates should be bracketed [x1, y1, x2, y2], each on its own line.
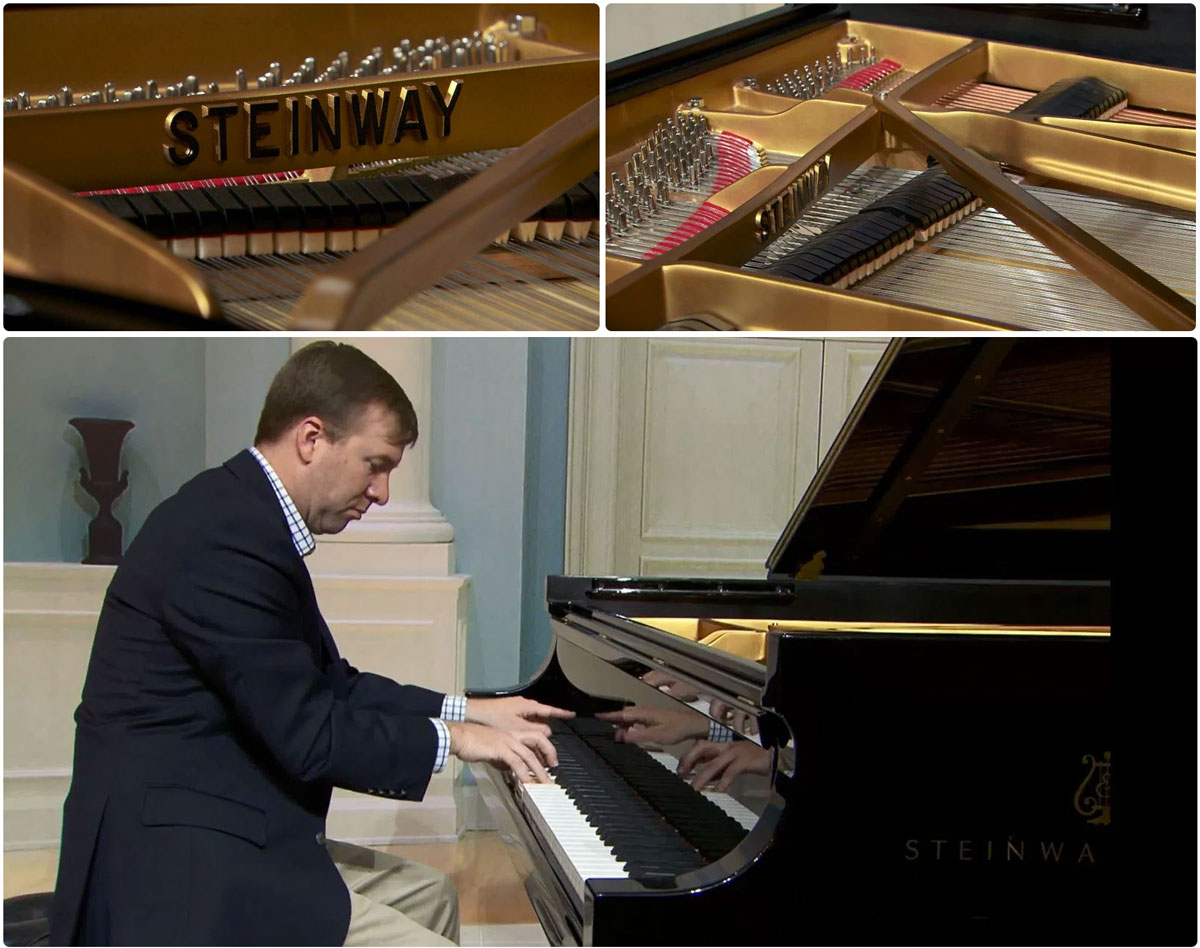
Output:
[2, 4, 599, 330]
[604, 5, 1195, 331]
[471, 338, 1118, 945]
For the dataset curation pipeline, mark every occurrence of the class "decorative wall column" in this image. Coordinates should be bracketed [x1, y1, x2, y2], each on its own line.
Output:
[296, 337, 455, 577]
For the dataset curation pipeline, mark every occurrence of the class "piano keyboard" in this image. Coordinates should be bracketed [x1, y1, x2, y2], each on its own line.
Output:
[520, 720, 756, 904]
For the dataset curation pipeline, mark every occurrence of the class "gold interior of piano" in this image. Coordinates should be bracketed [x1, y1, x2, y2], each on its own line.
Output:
[2, 4, 600, 329]
[605, 17, 1195, 332]
[631, 617, 1110, 665]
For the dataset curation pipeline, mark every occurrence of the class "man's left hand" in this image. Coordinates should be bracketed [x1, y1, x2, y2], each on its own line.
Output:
[465, 696, 575, 736]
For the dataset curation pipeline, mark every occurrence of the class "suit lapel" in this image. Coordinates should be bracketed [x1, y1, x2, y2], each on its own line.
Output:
[226, 450, 344, 689]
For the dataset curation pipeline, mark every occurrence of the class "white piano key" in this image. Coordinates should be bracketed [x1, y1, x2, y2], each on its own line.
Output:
[328, 230, 355, 252]
[354, 228, 381, 250]
[520, 779, 629, 902]
[247, 232, 274, 255]
[274, 231, 301, 254]
[196, 235, 223, 259]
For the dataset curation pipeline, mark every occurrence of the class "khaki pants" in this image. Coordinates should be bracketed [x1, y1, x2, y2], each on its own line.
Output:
[326, 838, 460, 947]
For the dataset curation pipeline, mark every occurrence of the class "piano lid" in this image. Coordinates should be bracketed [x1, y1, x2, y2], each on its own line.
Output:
[768, 338, 1111, 582]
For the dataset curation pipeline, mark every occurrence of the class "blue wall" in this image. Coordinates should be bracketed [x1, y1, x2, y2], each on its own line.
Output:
[430, 339, 570, 689]
[521, 340, 571, 681]
[3, 338, 208, 562]
[4, 337, 572, 688]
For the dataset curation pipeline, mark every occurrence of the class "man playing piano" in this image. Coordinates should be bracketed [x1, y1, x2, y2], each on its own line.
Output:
[49, 341, 572, 947]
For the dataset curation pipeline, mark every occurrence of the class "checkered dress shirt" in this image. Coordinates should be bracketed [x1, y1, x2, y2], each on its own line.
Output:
[248, 447, 464, 772]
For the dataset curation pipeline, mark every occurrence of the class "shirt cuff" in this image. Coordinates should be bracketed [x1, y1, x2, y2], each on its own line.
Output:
[440, 694, 467, 722]
[707, 719, 736, 743]
[430, 718, 451, 773]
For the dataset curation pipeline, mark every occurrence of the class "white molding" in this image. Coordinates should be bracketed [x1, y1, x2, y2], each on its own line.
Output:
[565, 340, 622, 575]
[638, 555, 766, 578]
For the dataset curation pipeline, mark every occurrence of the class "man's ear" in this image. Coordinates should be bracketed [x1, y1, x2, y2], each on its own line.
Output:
[295, 417, 324, 464]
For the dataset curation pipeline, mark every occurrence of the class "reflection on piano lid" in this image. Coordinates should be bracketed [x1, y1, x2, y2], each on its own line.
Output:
[604, 6, 1194, 331]
[2, 4, 599, 330]
[471, 338, 1119, 945]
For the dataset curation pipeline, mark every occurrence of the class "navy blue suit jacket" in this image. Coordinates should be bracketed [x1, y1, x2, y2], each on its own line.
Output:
[50, 450, 445, 946]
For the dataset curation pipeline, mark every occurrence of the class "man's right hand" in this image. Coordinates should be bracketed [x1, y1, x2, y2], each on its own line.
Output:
[447, 721, 557, 783]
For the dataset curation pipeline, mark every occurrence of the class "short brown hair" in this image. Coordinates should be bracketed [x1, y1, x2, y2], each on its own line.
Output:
[254, 342, 418, 447]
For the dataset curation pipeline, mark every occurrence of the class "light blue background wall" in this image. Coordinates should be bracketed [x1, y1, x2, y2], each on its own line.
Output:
[3, 338, 208, 563]
[520, 340, 570, 682]
[4, 337, 570, 686]
[430, 339, 570, 689]
[204, 339, 292, 467]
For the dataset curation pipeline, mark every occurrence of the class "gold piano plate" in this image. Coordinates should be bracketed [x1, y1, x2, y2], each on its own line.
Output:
[605, 14, 1195, 332]
[896, 39, 1196, 147]
[631, 616, 1109, 668]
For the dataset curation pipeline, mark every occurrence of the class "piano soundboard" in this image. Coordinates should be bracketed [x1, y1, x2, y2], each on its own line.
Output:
[3, 4, 599, 330]
[605, 8, 1195, 331]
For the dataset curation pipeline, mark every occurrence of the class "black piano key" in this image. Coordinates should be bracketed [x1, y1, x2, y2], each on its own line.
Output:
[177, 189, 226, 236]
[148, 190, 200, 238]
[204, 187, 252, 233]
[226, 185, 279, 231]
[356, 178, 411, 226]
[381, 175, 434, 214]
[255, 183, 304, 231]
[330, 180, 385, 229]
[124, 194, 173, 238]
[287, 183, 333, 232]
[85, 194, 142, 231]
[306, 181, 357, 231]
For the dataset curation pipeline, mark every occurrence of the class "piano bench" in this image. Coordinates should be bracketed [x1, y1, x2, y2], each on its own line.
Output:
[4, 892, 53, 946]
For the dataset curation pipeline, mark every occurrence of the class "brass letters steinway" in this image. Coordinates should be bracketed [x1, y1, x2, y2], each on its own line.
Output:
[163, 80, 463, 166]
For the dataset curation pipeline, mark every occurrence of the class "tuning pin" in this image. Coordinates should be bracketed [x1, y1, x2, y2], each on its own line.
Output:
[103, 82, 117, 103]
[497, 40, 510, 62]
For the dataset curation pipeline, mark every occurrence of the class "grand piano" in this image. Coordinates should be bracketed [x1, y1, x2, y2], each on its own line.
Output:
[470, 338, 1124, 945]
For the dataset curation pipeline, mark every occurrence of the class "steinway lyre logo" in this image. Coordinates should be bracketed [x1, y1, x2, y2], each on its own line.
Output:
[1073, 751, 1111, 826]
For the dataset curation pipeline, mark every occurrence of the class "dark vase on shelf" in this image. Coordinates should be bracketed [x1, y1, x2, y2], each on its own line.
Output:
[68, 417, 135, 565]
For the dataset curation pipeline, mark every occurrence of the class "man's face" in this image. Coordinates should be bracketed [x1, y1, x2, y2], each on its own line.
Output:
[306, 403, 405, 535]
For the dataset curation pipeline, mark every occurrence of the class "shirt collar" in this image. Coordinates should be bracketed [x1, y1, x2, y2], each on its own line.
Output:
[248, 447, 316, 558]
